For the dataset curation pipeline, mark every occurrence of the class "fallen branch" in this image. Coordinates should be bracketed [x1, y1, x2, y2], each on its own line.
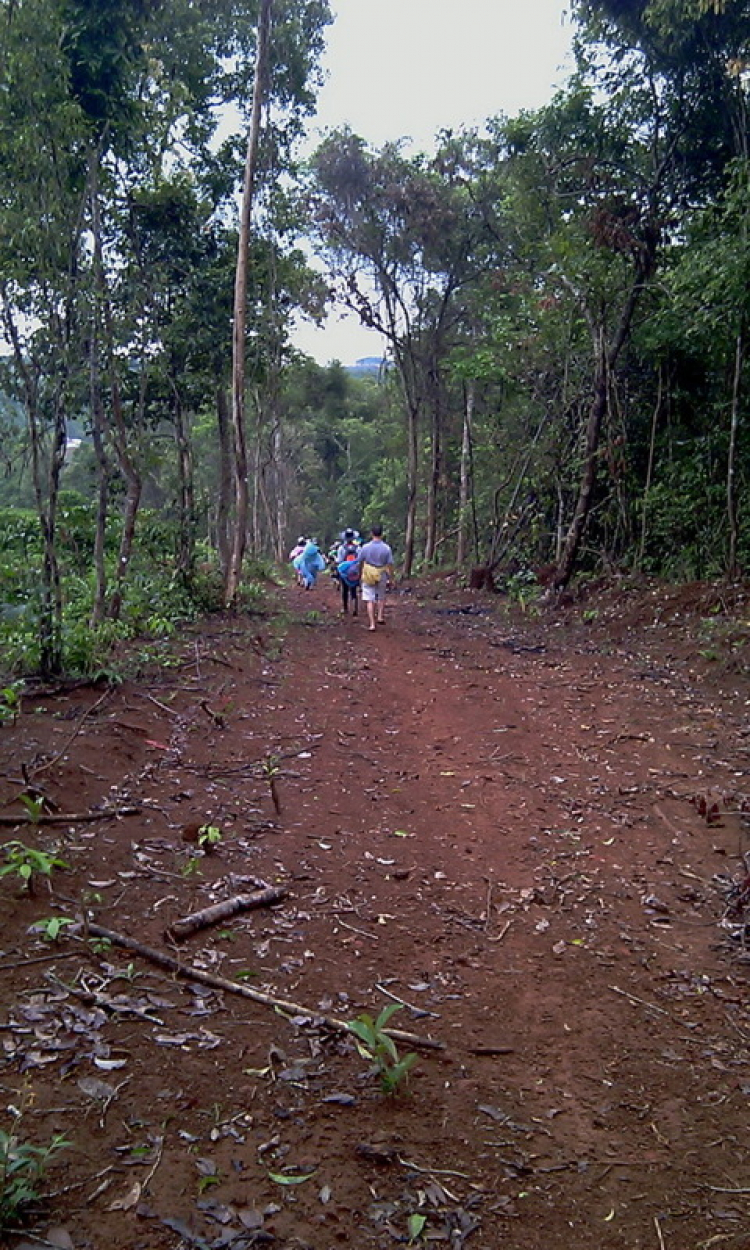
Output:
[165, 887, 286, 941]
[32, 688, 113, 778]
[81, 922, 444, 1051]
[199, 699, 226, 729]
[0, 805, 140, 827]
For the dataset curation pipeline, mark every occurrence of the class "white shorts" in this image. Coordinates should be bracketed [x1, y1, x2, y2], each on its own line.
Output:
[361, 574, 387, 602]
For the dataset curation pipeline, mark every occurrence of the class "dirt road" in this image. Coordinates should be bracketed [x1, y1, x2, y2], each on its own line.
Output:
[0, 576, 748, 1249]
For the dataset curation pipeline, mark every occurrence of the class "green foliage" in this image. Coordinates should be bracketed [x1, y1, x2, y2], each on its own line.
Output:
[407, 1213, 427, 1243]
[29, 916, 75, 942]
[0, 1126, 68, 1227]
[18, 796, 45, 825]
[348, 1004, 418, 1095]
[0, 842, 68, 891]
[197, 824, 222, 850]
[0, 683, 23, 726]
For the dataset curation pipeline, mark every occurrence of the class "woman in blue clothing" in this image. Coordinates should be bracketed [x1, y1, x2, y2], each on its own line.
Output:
[298, 540, 326, 589]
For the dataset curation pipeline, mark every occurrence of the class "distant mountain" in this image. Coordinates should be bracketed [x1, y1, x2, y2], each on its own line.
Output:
[346, 356, 387, 377]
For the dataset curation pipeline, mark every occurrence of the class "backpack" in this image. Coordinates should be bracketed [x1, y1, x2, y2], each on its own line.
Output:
[338, 559, 360, 586]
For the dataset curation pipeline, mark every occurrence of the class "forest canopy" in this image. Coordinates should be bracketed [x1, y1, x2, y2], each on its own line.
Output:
[1, 0, 750, 674]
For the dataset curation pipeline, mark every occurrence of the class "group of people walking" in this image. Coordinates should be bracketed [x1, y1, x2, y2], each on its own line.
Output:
[288, 526, 395, 632]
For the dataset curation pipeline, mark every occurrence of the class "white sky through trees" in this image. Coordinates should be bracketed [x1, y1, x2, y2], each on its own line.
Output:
[294, 0, 575, 365]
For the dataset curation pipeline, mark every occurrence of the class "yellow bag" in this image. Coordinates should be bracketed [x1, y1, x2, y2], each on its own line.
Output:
[361, 562, 382, 587]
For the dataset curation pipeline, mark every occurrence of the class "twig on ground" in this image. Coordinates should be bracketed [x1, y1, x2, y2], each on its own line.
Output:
[655, 1215, 666, 1250]
[701, 1184, 750, 1194]
[0, 951, 82, 972]
[397, 1156, 470, 1179]
[142, 1134, 165, 1191]
[46, 971, 164, 1025]
[336, 919, 380, 941]
[199, 699, 225, 729]
[100, 1076, 130, 1128]
[487, 920, 512, 944]
[32, 688, 113, 778]
[46, 1164, 114, 1201]
[141, 692, 181, 718]
[609, 984, 671, 1017]
[376, 983, 440, 1020]
[0, 805, 140, 827]
[80, 922, 444, 1051]
[165, 887, 286, 941]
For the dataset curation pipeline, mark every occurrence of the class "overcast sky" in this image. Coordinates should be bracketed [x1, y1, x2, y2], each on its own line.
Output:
[293, 0, 575, 365]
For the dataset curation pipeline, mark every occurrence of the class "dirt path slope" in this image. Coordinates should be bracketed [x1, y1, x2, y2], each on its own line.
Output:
[0, 577, 748, 1250]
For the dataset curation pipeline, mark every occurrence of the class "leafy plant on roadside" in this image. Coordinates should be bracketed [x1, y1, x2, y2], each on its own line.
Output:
[0, 682, 23, 726]
[0, 842, 68, 893]
[18, 795, 45, 824]
[0, 1125, 68, 1227]
[197, 824, 222, 851]
[29, 916, 75, 942]
[180, 856, 202, 878]
[347, 1003, 418, 1095]
[261, 754, 282, 816]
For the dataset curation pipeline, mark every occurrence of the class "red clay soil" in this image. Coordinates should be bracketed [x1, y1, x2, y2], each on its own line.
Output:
[0, 575, 749, 1250]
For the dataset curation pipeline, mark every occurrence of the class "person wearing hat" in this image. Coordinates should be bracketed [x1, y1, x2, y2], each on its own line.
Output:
[289, 536, 307, 585]
[335, 528, 361, 616]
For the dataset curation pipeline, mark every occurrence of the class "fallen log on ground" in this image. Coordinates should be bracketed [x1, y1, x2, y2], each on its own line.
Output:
[81, 922, 444, 1052]
[165, 887, 287, 941]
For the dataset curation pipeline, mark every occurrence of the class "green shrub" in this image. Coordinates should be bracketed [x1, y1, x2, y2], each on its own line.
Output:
[0, 1127, 68, 1227]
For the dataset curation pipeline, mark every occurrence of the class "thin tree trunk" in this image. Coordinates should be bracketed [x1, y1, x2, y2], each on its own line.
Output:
[727, 325, 743, 578]
[1, 296, 65, 675]
[89, 158, 109, 626]
[403, 397, 419, 577]
[252, 401, 263, 557]
[89, 335, 109, 626]
[636, 365, 662, 572]
[424, 390, 441, 564]
[456, 380, 475, 568]
[216, 383, 233, 574]
[90, 170, 142, 622]
[173, 386, 195, 583]
[552, 340, 608, 592]
[271, 419, 286, 562]
[106, 369, 142, 621]
[553, 258, 652, 593]
[225, 0, 272, 606]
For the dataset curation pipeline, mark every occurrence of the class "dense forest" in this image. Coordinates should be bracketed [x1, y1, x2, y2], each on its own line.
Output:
[2, 0, 750, 676]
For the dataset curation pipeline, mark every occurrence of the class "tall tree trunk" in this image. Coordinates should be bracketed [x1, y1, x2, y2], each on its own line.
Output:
[403, 397, 419, 577]
[636, 365, 662, 572]
[552, 338, 608, 592]
[727, 325, 743, 578]
[1, 296, 66, 675]
[89, 156, 109, 626]
[456, 380, 475, 568]
[216, 383, 233, 574]
[424, 400, 441, 565]
[423, 363, 443, 566]
[553, 259, 652, 593]
[225, 0, 272, 606]
[272, 420, 286, 563]
[90, 166, 142, 622]
[172, 385, 195, 583]
[251, 397, 263, 557]
[89, 332, 109, 626]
